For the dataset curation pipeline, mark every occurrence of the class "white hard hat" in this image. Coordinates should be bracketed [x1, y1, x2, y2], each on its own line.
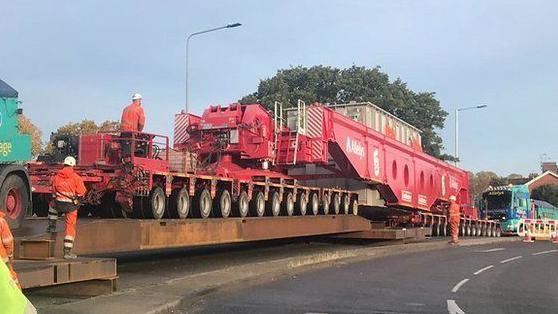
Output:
[132, 93, 143, 101]
[449, 195, 456, 201]
[64, 156, 77, 167]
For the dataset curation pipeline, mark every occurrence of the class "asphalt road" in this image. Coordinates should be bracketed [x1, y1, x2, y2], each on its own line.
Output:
[197, 240, 558, 314]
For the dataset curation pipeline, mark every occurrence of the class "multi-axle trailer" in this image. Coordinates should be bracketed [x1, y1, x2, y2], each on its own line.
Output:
[27, 99, 499, 237]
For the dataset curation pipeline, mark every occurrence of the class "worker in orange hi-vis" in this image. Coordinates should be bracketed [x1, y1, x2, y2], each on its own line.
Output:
[47, 156, 86, 259]
[448, 195, 461, 245]
[0, 210, 20, 289]
[120, 93, 146, 132]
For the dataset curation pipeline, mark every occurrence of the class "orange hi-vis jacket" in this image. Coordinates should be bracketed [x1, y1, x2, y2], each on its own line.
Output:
[0, 212, 14, 264]
[120, 101, 146, 132]
[52, 167, 86, 203]
[448, 202, 461, 222]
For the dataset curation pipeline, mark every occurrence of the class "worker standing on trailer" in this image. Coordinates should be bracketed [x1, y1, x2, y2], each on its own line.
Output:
[120, 93, 145, 132]
[448, 195, 460, 245]
[0, 211, 19, 288]
[47, 156, 86, 259]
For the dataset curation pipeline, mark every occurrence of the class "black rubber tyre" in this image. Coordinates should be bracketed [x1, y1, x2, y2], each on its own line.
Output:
[266, 191, 281, 217]
[169, 187, 190, 219]
[309, 193, 319, 216]
[235, 191, 249, 218]
[296, 193, 308, 216]
[441, 223, 447, 237]
[145, 187, 166, 219]
[332, 193, 341, 215]
[193, 188, 212, 219]
[1, 174, 29, 229]
[213, 189, 231, 218]
[342, 194, 350, 214]
[250, 191, 265, 217]
[282, 192, 295, 216]
[350, 198, 359, 215]
[322, 193, 330, 215]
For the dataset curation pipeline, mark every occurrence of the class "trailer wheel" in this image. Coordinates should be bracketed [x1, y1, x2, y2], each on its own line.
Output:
[169, 187, 190, 219]
[495, 226, 501, 237]
[350, 198, 359, 216]
[235, 191, 249, 218]
[459, 221, 465, 236]
[194, 188, 213, 219]
[147, 187, 166, 219]
[214, 189, 231, 218]
[342, 194, 350, 214]
[488, 224, 494, 237]
[332, 193, 341, 215]
[309, 193, 319, 216]
[282, 192, 294, 216]
[466, 222, 472, 237]
[322, 194, 330, 215]
[476, 224, 482, 237]
[1, 174, 29, 229]
[250, 191, 265, 217]
[297, 193, 308, 216]
[266, 191, 281, 217]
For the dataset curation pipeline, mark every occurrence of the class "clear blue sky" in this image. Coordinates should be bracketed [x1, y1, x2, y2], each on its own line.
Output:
[2, 1, 557, 176]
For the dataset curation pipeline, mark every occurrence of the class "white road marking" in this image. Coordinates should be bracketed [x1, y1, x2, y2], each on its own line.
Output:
[500, 256, 522, 264]
[451, 278, 469, 293]
[447, 299, 466, 314]
[532, 249, 558, 256]
[479, 248, 505, 253]
[473, 265, 494, 275]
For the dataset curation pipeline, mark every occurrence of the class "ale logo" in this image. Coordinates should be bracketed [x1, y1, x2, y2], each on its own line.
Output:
[346, 136, 365, 159]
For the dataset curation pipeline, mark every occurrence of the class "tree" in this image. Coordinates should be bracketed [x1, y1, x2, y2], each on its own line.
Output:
[531, 184, 558, 206]
[240, 65, 452, 160]
[51, 119, 120, 137]
[18, 115, 42, 157]
[468, 171, 506, 201]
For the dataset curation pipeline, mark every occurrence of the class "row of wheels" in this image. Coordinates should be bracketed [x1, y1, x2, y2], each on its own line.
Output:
[121, 187, 357, 220]
[426, 221, 501, 237]
[459, 222, 501, 237]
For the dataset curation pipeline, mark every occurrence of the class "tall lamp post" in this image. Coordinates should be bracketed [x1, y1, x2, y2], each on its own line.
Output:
[185, 23, 242, 113]
[455, 104, 487, 166]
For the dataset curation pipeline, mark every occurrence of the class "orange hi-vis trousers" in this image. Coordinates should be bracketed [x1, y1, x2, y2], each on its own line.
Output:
[449, 218, 460, 243]
[48, 202, 78, 250]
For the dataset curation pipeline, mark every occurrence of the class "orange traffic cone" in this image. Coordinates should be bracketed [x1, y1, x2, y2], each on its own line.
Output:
[523, 225, 534, 243]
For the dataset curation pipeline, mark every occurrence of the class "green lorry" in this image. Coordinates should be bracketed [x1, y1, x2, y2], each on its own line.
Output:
[0, 79, 32, 228]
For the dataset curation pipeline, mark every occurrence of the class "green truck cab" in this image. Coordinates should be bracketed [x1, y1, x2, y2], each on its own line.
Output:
[0, 79, 32, 228]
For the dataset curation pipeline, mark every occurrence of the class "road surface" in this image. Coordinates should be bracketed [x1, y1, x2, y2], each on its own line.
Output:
[198, 240, 558, 314]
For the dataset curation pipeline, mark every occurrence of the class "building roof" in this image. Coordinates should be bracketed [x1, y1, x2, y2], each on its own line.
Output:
[524, 171, 558, 187]
[0, 79, 18, 98]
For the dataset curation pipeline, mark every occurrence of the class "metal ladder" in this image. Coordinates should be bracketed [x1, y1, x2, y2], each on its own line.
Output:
[273, 100, 307, 165]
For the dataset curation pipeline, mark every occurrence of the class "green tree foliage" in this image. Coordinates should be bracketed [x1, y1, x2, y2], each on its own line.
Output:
[240, 65, 453, 160]
[531, 184, 558, 206]
[18, 115, 42, 157]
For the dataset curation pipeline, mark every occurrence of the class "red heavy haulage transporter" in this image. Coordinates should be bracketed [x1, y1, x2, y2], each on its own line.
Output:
[28, 100, 499, 236]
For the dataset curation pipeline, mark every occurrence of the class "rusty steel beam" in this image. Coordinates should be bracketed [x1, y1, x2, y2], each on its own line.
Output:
[14, 258, 117, 289]
[18, 215, 372, 257]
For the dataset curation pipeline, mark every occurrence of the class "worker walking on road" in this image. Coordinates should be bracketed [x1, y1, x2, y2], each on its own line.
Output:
[120, 93, 145, 132]
[46, 156, 86, 259]
[0, 211, 19, 288]
[448, 195, 461, 245]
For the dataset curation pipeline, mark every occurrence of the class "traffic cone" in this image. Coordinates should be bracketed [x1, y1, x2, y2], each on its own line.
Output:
[552, 232, 558, 244]
[523, 225, 534, 243]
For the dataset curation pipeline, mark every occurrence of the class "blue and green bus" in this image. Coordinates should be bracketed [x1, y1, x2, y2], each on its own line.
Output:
[481, 185, 558, 234]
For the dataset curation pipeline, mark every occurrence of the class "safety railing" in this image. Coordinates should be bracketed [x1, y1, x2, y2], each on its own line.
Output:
[517, 218, 557, 240]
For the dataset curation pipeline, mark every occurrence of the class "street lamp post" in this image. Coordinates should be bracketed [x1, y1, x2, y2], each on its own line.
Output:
[185, 23, 242, 113]
[455, 105, 487, 166]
